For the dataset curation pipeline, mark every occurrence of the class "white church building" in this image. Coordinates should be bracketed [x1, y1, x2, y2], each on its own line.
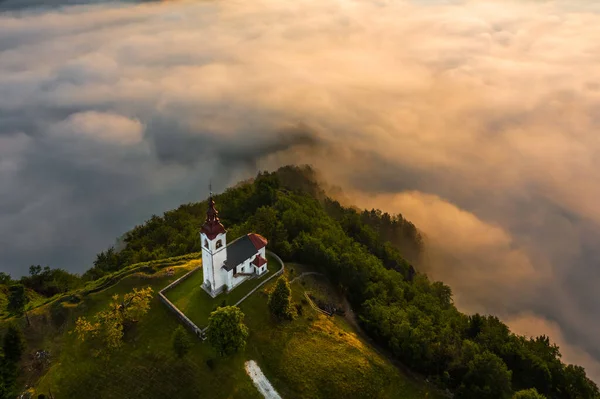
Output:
[200, 195, 268, 297]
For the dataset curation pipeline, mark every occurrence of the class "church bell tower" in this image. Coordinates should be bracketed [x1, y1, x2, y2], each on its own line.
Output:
[200, 188, 228, 297]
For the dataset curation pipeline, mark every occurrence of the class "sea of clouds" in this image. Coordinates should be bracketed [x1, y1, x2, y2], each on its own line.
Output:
[1, 0, 600, 382]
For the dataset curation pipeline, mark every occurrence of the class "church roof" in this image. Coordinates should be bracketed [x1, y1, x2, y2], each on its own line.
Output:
[248, 233, 268, 250]
[201, 196, 226, 240]
[223, 235, 259, 271]
[252, 254, 267, 267]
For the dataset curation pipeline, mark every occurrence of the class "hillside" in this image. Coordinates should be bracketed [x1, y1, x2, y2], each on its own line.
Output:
[2, 164, 599, 399]
[5, 256, 441, 399]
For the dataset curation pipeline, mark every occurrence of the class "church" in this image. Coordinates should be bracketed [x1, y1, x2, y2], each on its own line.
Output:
[200, 194, 268, 297]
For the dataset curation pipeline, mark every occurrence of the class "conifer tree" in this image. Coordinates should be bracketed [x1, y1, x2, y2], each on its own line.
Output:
[3, 324, 25, 364]
[172, 325, 193, 358]
[1, 324, 26, 399]
[268, 276, 294, 321]
[7, 284, 29, 325]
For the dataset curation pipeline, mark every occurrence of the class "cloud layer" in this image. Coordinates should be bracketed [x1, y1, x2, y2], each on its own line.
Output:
[2, 0, 600, 382]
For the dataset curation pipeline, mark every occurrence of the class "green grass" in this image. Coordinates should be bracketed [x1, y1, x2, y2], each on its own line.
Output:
[0, 285, 45, 319]
[238, 265, 444, 399]
[164, 254, 281, 329]
[3, 252, 205, 319]
[10, 256, 444, 399]
[28, 261, 261, 399]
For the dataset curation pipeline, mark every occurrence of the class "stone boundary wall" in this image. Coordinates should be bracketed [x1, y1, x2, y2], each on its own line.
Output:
[159, 251, 285, 341]
[158, 266, 204, 338]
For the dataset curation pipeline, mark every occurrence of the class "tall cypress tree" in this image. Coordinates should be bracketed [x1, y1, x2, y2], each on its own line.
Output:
[3, 324, 25, 364]
[268, 276, 294, 321]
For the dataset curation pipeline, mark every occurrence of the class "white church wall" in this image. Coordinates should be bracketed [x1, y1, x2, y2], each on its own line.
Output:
[256, 248, 267, 275]
[231, 275, 244, 289]
[201, 231, 229, 293]
[214, 268, 225, 292]
[226, 270, 233, 289]
[242, 258, 252, 274]
[230, 259, 252, 288]
[212, 235, 227, 290]
[201, 241, 214, 289]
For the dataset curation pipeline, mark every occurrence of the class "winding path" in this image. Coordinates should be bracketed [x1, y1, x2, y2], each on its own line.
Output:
[289, 271, 324, 284]
[245, 360, 282, 399]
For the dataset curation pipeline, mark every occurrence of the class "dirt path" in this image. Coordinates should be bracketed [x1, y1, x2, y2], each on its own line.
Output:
[245, 360, 282, 399]
[289, 271, 324, 284]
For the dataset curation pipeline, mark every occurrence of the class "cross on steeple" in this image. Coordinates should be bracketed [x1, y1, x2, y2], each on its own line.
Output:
[201, 180, 226, 240]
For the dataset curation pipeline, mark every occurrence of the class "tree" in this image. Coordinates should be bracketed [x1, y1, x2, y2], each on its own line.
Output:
[1, 324, 25, 399]
[3, 324, 25, 364]
[0, 358, 17, 399]
[268, 276, 294, 321]
[0, 272, 11, 285]
[207, 306, 248, 356]
[172, 325, 192, 358]
[74, 287, 153, 356]
[7, 284, 29, 326]
[513, 388, 546, 399]
[457, 351, 512, 399]
[560, 364, 600, 399]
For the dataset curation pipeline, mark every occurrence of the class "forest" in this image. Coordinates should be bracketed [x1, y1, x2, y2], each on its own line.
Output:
[2, 165, 598, 399]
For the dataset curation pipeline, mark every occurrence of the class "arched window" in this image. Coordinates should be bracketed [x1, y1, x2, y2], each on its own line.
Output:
[204, 239, 209, 248]
[216, 240, 223, 249]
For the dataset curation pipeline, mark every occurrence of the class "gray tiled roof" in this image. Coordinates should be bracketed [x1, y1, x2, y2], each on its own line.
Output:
[223, 235, 258, 272]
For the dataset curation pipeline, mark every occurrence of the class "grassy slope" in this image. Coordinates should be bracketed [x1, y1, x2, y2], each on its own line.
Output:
[13, 258, 442, 399]
[241, 264, 442, 399]
[26, 262, 259, 399]
[0, 285, 44, 319]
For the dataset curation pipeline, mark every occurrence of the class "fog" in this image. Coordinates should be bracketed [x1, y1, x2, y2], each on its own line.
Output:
[1, 0, 600, 381]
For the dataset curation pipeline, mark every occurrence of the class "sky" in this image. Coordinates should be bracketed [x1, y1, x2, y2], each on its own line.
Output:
[1, 0, 600, 382]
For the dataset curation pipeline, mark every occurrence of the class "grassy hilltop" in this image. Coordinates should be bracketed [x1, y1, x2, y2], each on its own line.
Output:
[7, 258, 440, 398]
[1, 165, 599, 399]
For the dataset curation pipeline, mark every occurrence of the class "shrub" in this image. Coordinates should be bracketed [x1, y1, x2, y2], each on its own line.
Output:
[172, 325, 193, 358]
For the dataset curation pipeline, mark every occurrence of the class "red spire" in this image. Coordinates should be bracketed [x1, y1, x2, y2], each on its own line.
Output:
[201, 194, 226, 240]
